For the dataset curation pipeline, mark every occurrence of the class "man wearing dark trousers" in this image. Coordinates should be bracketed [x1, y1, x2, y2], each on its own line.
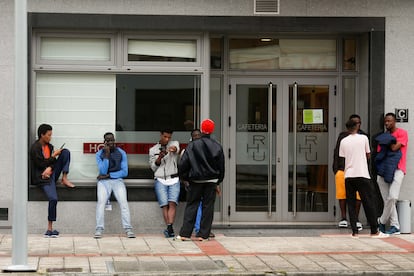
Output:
[339, 119, 388, 238]
[176, 119, 225, 241]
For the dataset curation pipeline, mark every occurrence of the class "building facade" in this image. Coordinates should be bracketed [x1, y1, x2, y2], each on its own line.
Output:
[0, 0, 413, 234]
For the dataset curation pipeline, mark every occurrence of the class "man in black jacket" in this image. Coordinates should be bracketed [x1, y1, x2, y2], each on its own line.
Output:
[176, 119, 225, 241]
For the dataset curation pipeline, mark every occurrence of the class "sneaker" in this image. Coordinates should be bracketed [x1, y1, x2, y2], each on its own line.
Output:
[197, 237, 209, 242]
[209, 232, 215, 238]
[338, 219, 348, 228]
[163, 229, 175, 238]
[351, 233, 359, 239]
[377, 217, 386, 233]
[125, 229, 136, 238]
[371, 231, 390, 238]
[356, 222, 363, 231]
[175, 235, 190, 241]
[44, 229, 59, 238]
[51, 230, 59, 237]
[94, 230, 103, 239]
[386, 226, 400, 235]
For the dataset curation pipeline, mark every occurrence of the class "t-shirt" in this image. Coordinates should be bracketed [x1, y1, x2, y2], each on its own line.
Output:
[391, 128, 408, 174]
[339, 133, 371, 179]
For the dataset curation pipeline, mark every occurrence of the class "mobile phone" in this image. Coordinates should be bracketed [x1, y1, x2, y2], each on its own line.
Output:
[60, 143, 65, 149]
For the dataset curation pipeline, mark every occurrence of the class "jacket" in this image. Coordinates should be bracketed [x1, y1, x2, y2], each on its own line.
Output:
[178, 135, 225, 183]
[375, 132, 402, 183]
[96, 147, 128, 179]
[332, 131, 349, 173]
[30, 140, 57, 185]
[149, 140, 180, 179]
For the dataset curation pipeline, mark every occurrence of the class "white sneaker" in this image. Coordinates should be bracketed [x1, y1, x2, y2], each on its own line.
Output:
[338, 219, 348, 228]
[371, 231, 390, 238]
[356, 222, 363, 231]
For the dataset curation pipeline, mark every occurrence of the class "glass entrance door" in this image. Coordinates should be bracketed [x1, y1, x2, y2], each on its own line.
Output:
[228, 77, 335, 222]
[229, 78, 282, 221]
[287, 80, 334, 221]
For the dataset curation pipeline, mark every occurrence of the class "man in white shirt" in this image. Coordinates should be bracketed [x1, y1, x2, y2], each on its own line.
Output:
[339, 119, 388, 238]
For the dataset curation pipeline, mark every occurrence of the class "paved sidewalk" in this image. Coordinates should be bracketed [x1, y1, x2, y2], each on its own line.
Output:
[1, 230, 414, 275]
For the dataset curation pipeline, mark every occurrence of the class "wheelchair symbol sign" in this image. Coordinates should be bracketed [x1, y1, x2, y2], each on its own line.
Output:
[395, 108, 408, 122]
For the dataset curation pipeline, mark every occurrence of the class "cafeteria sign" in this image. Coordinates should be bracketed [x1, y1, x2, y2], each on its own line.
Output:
[303, 109, 323, 124]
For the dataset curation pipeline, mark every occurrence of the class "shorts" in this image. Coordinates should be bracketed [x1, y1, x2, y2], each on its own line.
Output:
[335, 170, 361, 200]
[154, 179, 180, 207]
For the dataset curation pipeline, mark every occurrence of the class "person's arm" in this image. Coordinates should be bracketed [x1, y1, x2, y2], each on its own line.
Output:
[168, 140, 180, 154]
[390, 142, 402, 151]
[109, 149, 128, 179]
[178, 148, 190, 181]
[390, 129, 408, 151]
[96, 149, 110, 177]
[217, 148, 225, 183]
[149, 145, 164, 171]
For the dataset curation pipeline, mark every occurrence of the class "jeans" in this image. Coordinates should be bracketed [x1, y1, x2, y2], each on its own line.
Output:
[194, 201, 202, 233]
[41, 149, 71, 222]
[154, 180, 180, 207]
[96, 178, 132, 231]
[378, 169, 404, 229]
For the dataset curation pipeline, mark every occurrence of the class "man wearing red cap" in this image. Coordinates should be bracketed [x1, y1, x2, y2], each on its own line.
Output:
[176, 119, 225, 241]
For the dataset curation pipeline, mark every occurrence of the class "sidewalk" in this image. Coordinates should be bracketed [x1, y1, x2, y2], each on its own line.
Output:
[1, 229, 414, 275]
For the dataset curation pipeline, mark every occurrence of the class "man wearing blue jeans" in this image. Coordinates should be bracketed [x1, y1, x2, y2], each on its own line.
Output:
[30, 123, 75, 238]
[149, 129, 180, 238]
[94, 132, 135, 239]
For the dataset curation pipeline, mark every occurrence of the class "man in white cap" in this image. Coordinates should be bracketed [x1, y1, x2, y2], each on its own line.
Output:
[176, 119, 225, 241]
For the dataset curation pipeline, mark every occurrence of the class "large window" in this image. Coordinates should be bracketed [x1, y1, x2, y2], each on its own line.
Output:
[34, 73, 201, 182]
[35, 73, 116, 180]
[115, 75, 201, 179]
[116, 75, 200, 132]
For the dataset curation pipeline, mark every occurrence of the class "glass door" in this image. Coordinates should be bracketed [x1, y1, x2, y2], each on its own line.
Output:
[228, 78, 282, 221]
[228, 77, 335, 223]
[286, 80, 334, 221]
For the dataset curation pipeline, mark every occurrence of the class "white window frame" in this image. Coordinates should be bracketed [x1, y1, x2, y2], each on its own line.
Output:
[122, 33, 203, 69]
[33, 31, 117, 69]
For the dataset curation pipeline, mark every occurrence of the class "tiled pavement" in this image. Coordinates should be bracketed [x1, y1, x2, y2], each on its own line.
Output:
[1, 231, 414, 275]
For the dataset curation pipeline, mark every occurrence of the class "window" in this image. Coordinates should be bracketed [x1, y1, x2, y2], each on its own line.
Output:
[128, 39, 196, 62]
[116, 75, 200, 131]
[115, 75, 200, 179]
[343, 39, 357, 71]
[36, 33, 114, 65]
[35, 73, 116, 180]
[229, 38, 337, 70]
[210, 37, 224, 70]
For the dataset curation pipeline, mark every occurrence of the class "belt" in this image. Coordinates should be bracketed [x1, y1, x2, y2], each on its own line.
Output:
[158, 173, 179, 180]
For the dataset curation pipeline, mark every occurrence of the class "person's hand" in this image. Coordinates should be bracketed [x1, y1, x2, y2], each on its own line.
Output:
[216, 185, 221, 196]
[168, 146, 177, 153]
[104, 142, 111, 157]
[97, 174, 110, 180]
[41, 167, 52, 179]
[52, 148, 62, 158]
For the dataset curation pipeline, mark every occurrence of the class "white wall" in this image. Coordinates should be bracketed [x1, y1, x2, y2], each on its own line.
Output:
[385, 15, 414, 208]
[0, 0, 16, 215]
